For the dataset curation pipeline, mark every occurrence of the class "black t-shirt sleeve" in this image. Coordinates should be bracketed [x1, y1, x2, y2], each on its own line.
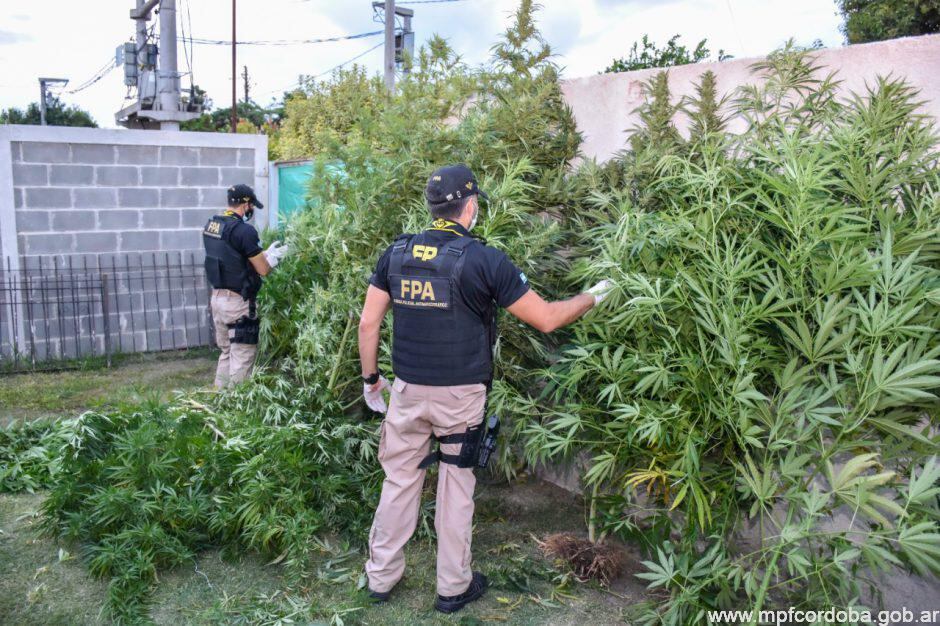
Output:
[229, 223, 263, 258]
[369, 244, 394, 293]
[484, 247, 531, 308]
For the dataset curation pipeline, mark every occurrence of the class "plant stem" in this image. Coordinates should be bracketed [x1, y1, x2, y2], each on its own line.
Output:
[748, 548, 781, 626]
[328, 313, 355, 393]
[588, 481, 600, 544]
[748, 507, 793, 626]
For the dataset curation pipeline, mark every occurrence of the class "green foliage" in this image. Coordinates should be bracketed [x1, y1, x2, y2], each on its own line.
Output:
[604, 34, 729, 74]
[1, 97, 97, 127]
[838, 0, 940, 44]
[685, 70, 728, 139]
[491, 0, 553, 75]
[0, 419, 67, 492]
[181, 100, 276, 133]
[263, 3, 581, 423]
[524, 48, 940, 622]
[274, 37, 463, 161]
[623, 71, 684, 211]
[39, 378, 380, 622]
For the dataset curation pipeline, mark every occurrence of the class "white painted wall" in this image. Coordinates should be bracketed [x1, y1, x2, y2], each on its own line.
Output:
[562, 34, 940, 163]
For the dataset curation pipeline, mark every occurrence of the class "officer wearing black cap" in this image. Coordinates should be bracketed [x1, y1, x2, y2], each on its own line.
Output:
[357, 164, 611, 613]
[203, 183, 290, 388]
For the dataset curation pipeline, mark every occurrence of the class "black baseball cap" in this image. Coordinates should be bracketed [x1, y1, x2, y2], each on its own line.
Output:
[227, 183, 263, 209]
[425, 164, 489, 207]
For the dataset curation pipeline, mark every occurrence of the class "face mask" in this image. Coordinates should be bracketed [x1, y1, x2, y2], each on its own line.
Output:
[468, 199, 479, 231]
[243, 207, 254, 223]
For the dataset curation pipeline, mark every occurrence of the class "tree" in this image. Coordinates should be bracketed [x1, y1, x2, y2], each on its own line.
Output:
[0, 97, 97, 127]
[604, 34, 729, 73]
[838, 0, 940, 43]
[181, 85, 278, 133]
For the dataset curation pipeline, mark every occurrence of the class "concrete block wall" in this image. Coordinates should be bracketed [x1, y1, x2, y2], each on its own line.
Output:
[0, 126, 268, 361]
[3, 130, 267, 267]
[5, 249, 214, 363]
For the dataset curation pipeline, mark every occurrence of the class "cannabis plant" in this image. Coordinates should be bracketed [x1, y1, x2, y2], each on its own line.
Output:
[262, 0, 582, 437]
[525, 48, 940, 622]
[40, 379, 380, 622]
[0, 418, 68, 493]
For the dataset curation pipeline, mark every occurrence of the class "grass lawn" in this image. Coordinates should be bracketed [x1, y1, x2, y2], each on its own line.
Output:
[0, 350, 217, 425]
[0, 353, 648, 624]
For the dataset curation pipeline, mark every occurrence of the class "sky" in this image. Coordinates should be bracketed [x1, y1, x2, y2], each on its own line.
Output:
[0, 0, 845, 128]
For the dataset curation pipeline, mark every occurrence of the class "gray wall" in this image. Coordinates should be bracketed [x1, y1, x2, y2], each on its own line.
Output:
[0, 126, 268, 361]
[2, 126, 268, 269]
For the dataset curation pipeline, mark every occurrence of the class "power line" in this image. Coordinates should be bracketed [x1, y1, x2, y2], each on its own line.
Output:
[258, 40, 384, 99]
[179, 0, 195, 91]
[313, 40, 384, 79]
[64, 58, 117, 94]
[182, 29, 383, 46]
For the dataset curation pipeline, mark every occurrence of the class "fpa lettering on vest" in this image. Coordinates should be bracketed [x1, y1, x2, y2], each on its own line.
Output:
[413, 245, 438, 262]
[390, 275, 451, 309]
[204, 219, 222, 238]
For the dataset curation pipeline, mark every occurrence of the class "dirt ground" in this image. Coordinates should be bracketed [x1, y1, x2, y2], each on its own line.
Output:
[0, 353, 650, 625]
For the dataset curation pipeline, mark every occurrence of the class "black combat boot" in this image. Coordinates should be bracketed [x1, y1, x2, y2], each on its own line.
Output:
[434, 571, 488, 613]
[368, 588, 392, 603]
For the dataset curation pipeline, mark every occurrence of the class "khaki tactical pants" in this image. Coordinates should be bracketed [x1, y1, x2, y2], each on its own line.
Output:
[210, 289, 257, 388]
[366, 377, 486, 596]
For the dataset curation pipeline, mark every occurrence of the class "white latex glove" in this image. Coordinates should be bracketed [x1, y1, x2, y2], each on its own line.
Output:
[363, 376, 390, 414]
[264, 241, 289, 269]
[587, 279, 613, 306]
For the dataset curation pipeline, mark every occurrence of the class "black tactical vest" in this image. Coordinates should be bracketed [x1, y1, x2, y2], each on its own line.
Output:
[202, 214, 260, 300]
[388, 232, 495, 386]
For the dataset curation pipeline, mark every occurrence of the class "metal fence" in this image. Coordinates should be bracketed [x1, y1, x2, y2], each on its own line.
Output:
[1, 253, 215, 371]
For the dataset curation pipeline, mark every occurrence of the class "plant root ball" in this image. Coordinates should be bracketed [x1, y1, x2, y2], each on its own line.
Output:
[537, 532, 627, 584]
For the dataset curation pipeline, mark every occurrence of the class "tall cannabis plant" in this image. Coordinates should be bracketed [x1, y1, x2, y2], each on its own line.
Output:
[526, 49, 940, 623]
[264, 0, 582, 428]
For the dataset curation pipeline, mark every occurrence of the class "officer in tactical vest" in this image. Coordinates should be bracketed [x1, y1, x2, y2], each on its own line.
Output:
[203, 184, 289, 388]
[357, 164, 612, 613]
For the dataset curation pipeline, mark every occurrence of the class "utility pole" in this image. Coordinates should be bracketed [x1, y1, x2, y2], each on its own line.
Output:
[157, 0, 180, 130]
[135, 0, 149, 94]
[231, 0, 237, 133]
[375, 1, 413, 91]
[242, 65, 250, 104]
[117, 0, 199, 129]
[383, 0, 396, 95]
[39, 81, 47, 125]
[38, 78, 69, 126]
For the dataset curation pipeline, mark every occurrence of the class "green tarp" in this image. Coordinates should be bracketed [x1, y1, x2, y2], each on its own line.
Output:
[276, 161, 314, 219]
[276, 161, 347, 222]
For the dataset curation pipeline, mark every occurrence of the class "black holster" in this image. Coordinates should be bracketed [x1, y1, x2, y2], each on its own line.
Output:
[228, 299, 259, 345]
[418, 414, 500, 470]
